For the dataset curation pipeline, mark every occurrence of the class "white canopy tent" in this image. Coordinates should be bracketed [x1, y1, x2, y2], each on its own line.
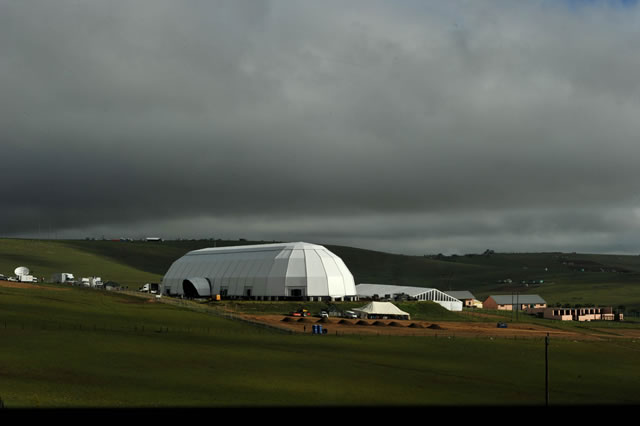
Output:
[352, 301, 411, 320]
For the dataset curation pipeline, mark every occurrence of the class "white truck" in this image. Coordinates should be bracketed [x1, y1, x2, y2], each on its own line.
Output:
[78, 276, 103, 287]
[139, 283, 160, 294]
[19, 275, 38, 283]
[51, 273, 75, 284]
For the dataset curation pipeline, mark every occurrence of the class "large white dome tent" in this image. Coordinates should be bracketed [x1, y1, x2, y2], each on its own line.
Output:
[161, 242, 358, 301]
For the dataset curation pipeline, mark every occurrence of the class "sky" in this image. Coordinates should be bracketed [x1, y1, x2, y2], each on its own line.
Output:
[2, 0, 640, 255]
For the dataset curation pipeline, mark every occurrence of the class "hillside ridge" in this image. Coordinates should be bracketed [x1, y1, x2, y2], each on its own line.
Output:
[2, 238, 640, 314]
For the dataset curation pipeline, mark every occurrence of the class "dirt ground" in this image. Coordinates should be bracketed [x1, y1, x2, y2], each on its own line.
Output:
[239, 314, 640, 341]
[0, 280, 69, 291]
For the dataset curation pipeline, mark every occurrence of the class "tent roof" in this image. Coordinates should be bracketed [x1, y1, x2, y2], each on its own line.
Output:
[444, 291, 475, 300]
[353, 301, 410, 316]
[188, 241, 324, 256]
[488, 295, 547, 305]
[356, 283, 436, 297]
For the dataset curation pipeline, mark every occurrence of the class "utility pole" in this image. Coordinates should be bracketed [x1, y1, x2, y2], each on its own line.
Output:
[545, 332, 550, 406]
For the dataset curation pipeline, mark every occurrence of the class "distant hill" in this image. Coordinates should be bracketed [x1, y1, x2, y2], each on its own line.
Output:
[2, 238, 640, 315]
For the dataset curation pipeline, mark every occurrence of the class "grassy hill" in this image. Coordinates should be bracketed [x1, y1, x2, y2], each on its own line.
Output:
[0, 239, 161, 289]
[2, 238, 640, 314]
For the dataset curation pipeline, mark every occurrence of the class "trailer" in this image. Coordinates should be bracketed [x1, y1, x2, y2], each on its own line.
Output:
[51, 273, 75, 284]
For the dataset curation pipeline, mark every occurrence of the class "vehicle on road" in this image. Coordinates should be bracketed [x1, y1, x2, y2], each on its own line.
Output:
[140, 283, 160, 294]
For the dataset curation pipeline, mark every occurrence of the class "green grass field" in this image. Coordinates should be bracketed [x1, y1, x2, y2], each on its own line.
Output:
[1, 284, 639, 407]
[2, 238, 640, 407]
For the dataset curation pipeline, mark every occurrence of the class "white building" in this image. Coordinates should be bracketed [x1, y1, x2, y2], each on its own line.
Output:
[162, 242, 357, 301]
[356, 283, 463, 311]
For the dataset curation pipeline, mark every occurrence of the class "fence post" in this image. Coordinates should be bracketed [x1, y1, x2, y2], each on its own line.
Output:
[545, 333, 550, 407]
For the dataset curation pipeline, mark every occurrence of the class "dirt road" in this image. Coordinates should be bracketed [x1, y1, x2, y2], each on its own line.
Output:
[0, 280, 69, 291]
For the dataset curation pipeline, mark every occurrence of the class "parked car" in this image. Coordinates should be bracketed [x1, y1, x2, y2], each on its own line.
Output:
[344, 310, 358, 319]
[320, 311, 329, 318]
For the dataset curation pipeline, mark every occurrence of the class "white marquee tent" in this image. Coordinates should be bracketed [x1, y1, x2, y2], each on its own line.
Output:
[352, 301, 411, 320]
[356, 283, 463, 311]
[162, 242, 357, 301]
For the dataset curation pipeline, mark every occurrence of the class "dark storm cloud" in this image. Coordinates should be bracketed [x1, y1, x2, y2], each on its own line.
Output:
[3, 0, 640, 254]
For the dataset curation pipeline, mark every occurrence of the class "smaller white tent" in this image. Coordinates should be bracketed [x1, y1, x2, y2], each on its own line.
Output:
[352, 301, 411, 320]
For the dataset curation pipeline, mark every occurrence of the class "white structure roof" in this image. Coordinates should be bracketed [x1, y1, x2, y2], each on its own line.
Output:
[488, 294, 547, 305]
[357, 283, 434, 298]
[189, 241, 323, 255]
[162, 242, 356, 299]
[444, 291, 476, 300]
[356, 283, 463, 312]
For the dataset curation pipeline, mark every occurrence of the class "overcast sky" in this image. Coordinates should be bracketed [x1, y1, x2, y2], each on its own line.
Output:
[2, 0, 640, 255]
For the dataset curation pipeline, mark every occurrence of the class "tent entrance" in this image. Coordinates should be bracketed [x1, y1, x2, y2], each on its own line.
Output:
[182, 278, 212, 298]
[288, 288, 306, 298]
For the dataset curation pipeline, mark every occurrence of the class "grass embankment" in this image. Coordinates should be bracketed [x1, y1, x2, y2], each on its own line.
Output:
[1, 285, 640, 407]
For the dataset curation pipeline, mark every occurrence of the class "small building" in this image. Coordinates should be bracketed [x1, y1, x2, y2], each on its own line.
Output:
[470, 299, 484, 309]
[356, 283, 463, 311]
[541, 306, 621, 322]
[443, 291, 477, 308]
[483, 294, 547, 311]
[352, 301, 410, 320]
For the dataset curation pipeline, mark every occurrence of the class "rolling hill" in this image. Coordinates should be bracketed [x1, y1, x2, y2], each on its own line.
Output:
[2, 238, 640, 314]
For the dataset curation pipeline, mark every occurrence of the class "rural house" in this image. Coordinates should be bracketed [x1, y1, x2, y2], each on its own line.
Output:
[443, 290, 478, 308]
[541, 306, 622, 322]
[483, 294, 547, 311]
